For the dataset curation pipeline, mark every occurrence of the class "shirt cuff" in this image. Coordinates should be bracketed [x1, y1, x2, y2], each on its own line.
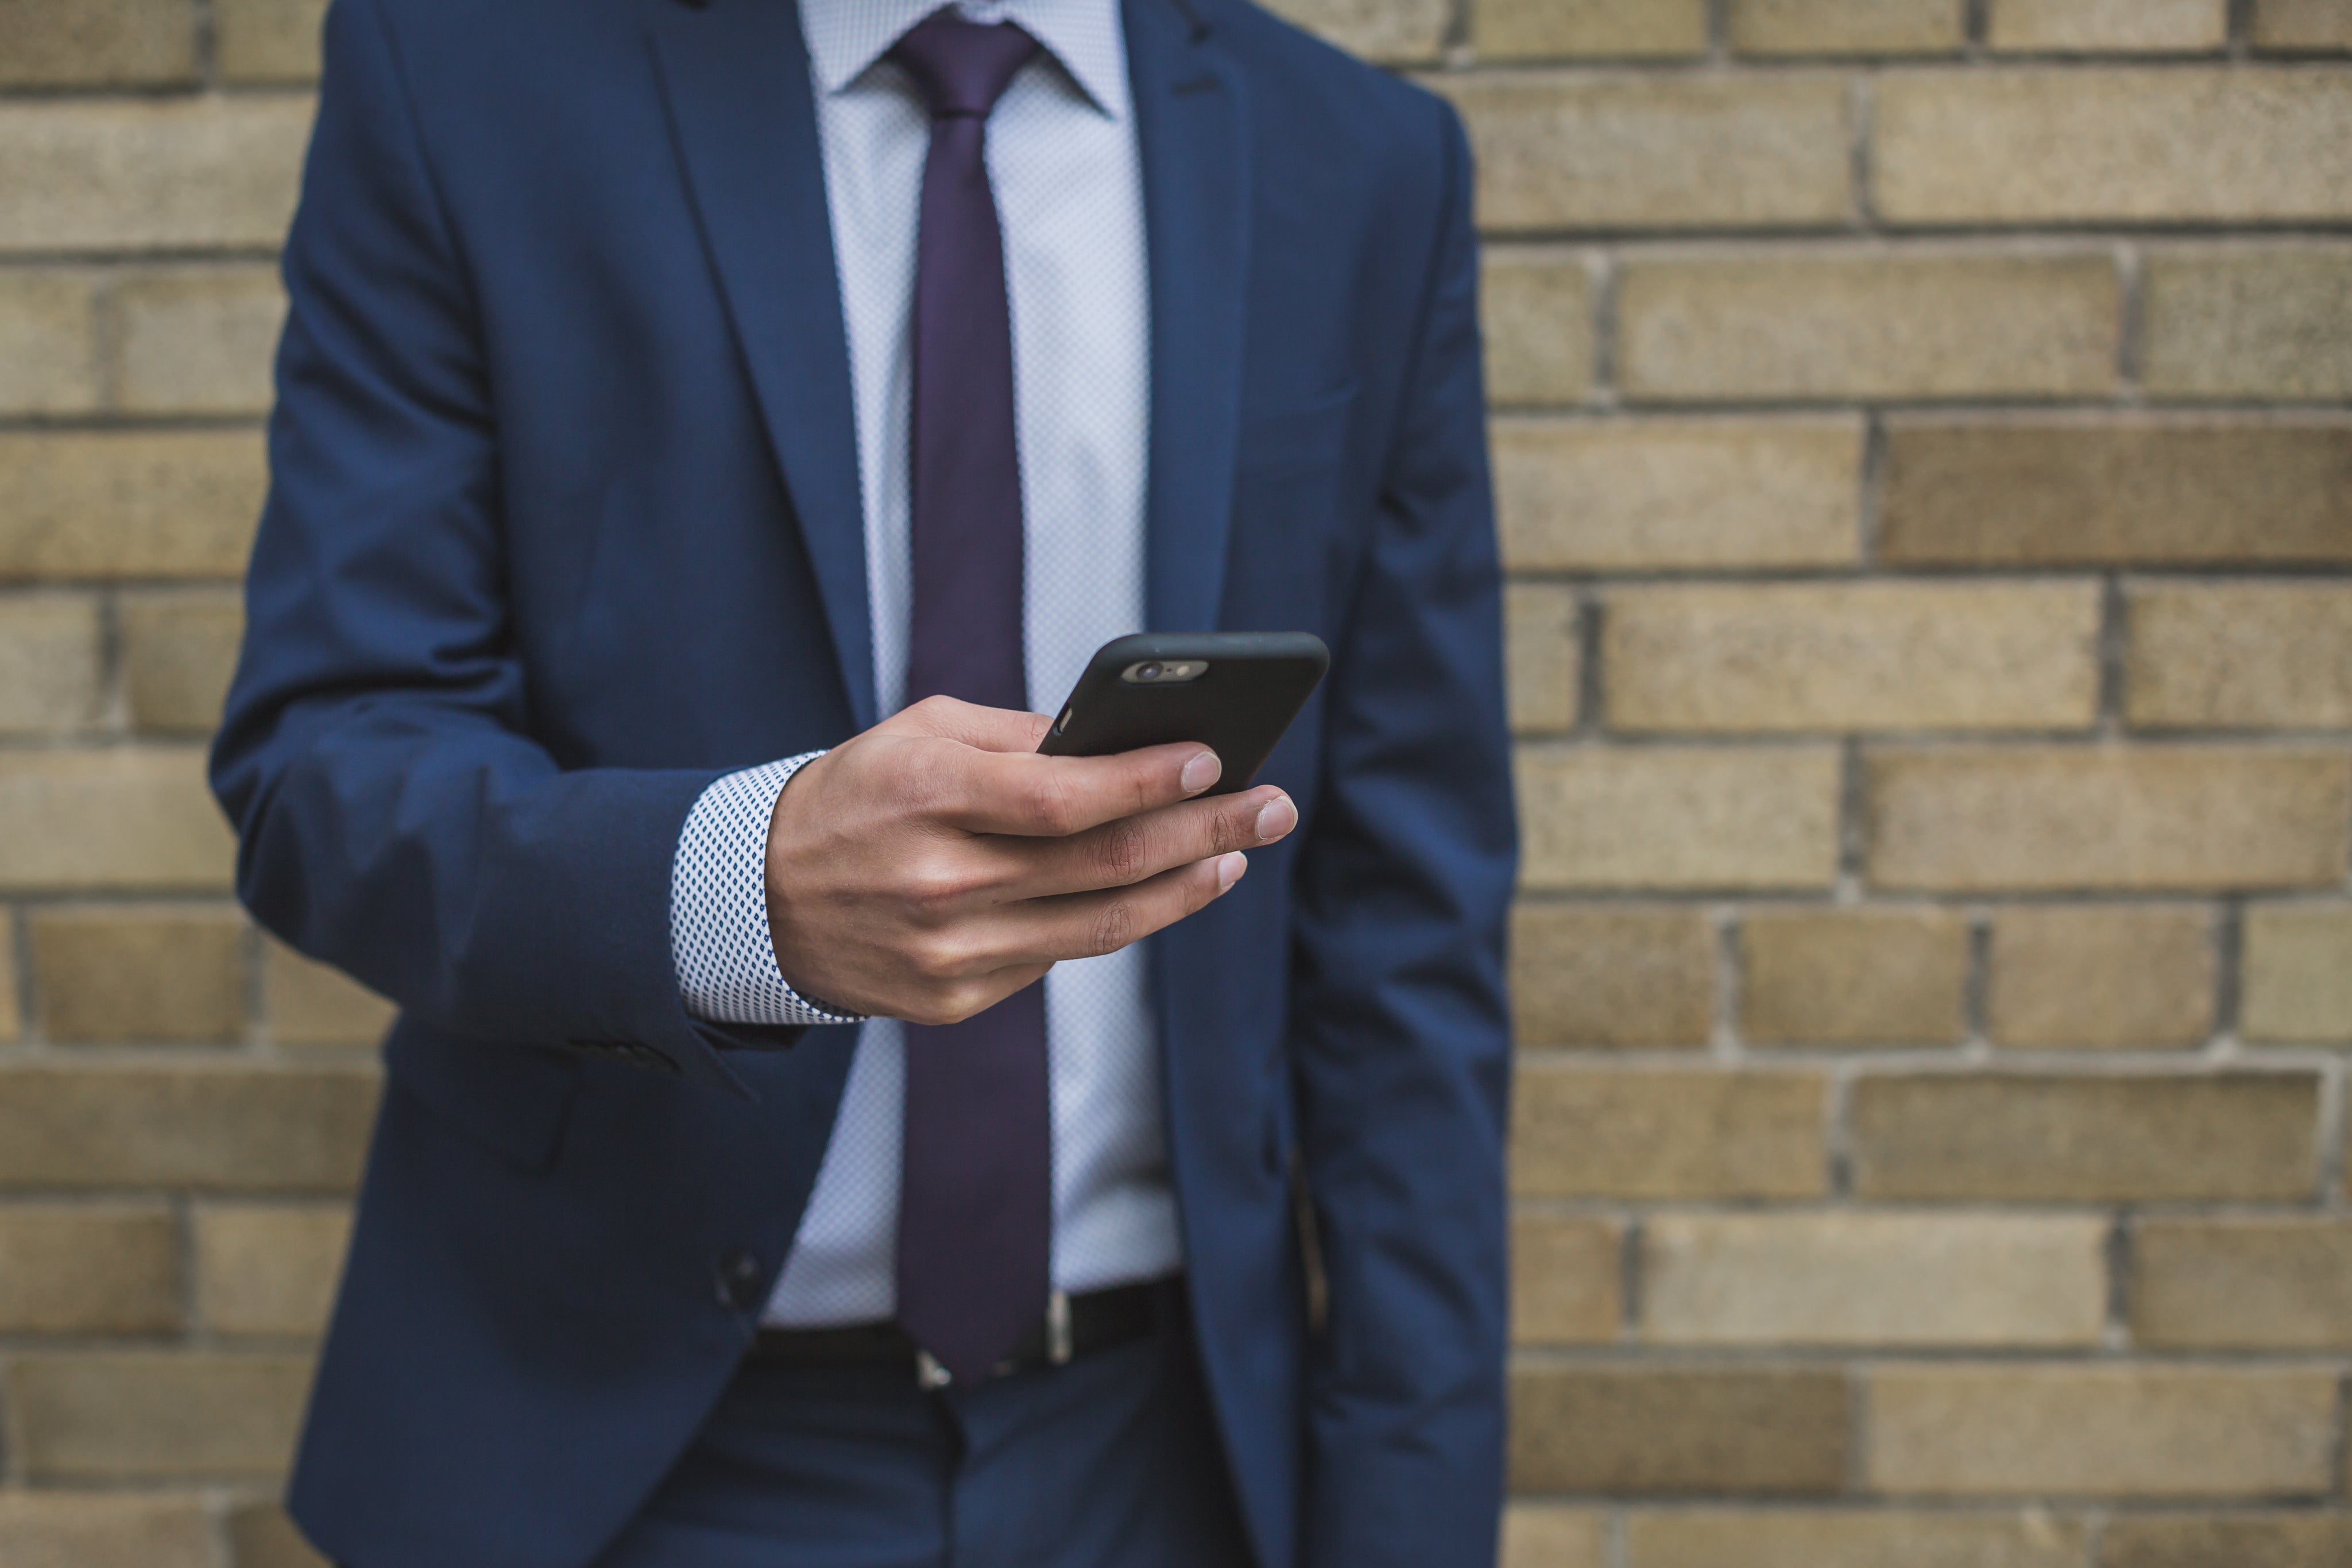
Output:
[671, 753, 866, 1027]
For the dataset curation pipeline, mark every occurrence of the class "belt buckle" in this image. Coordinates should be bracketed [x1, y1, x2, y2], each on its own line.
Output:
[915, 1291, 1073, 1391]
[1046, 1289, 1073, 1366]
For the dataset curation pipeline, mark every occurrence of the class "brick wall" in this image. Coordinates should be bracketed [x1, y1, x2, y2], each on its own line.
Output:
[2, 0, 2349, 1564]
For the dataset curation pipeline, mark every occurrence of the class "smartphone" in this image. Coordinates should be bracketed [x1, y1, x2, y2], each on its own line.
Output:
[1037, 632, 1329, 796]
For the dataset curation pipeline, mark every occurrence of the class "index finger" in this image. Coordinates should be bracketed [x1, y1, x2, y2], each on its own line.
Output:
[937, 740, 1223, 838]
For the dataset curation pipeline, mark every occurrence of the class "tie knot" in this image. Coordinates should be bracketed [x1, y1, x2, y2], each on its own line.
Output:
[890, 8, 1040, 120]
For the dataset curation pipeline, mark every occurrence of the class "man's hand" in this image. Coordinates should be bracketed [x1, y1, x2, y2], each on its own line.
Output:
[764, 695, 1298, 1024]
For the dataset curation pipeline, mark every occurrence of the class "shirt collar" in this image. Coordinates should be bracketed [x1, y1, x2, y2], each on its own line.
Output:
[800, 0, 1129, 121]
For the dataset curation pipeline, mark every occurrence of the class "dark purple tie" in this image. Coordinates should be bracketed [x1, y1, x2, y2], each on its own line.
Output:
[891, 8, 1050, 1388]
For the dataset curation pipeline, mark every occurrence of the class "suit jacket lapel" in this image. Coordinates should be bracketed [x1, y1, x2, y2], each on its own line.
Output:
[649, 0, 879, 731]
[1127, 0, 1252, 636]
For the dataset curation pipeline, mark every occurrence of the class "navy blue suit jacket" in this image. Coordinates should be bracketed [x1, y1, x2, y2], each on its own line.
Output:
[210, 0, 1515, 1562]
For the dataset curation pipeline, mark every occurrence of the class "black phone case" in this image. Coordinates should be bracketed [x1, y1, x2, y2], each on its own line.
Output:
[1036, 633, 1330, 795]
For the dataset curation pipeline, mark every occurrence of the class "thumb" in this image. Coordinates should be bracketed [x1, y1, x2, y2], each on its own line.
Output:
[890, 694, 1054, 754]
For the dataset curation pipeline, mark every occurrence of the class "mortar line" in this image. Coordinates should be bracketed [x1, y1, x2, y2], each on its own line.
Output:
[1856, 410, 1887, 571]
[2227, 0, 2257, 56]
[1711, 904, 1744, 1062]
[5, 907, 30, 1046]
[1588, 247, 1619, 406]
[2095, 576, 2129, 738]
[1574, 593, 1607, 738]
[1848, 73, 1877, 234]
[1963, 912, 1993, 1046]
[2115, 241, 2148, 405]
[2213, 899, 2246, 1043]
[194, 0, 220, 90]
[2103, 1211, 2133, 1353]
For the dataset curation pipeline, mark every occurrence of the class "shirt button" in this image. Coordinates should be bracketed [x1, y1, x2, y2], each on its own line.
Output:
[715, 1249, 765, 1312]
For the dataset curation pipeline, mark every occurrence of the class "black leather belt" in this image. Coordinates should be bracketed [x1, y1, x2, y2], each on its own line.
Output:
[748, 1279, 1166, 1388]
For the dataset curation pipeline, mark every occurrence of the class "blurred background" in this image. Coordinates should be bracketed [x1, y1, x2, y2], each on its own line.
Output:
[2, 1, 2350, 1565]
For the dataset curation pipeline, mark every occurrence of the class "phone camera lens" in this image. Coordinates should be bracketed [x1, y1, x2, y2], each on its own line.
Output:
[1137, 663, 1162, 681]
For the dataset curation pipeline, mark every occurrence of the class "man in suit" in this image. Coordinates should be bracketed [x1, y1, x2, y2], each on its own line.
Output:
[210, 0, 1514, 1561]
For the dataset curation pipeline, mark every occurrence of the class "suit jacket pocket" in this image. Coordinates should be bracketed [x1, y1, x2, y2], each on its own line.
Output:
[384, 1019, 583, 1172]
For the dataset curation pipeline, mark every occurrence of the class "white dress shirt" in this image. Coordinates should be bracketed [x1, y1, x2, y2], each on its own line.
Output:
[668, 0, 1179, 1327]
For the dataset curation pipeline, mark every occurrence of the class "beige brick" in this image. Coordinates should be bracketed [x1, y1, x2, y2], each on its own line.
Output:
[115, 268, 285, 416]
[1730, 0, 1965, 56]
[1881, 417, 2352, 567]
[1989, 0, 2227, 51]
[1514, 1064, 1827, 1198]
[1506, 584, 1580, 734]
[1987, 905, 2214, 1049]
[2255, 0, 2352, 50]
[1850, 1073, 2320, 1201]
[32, 904, 247, 1043]
[228, 1501, 332, 1568]
[1643, 1213, 2107, 1348]
[121, 589, 245, 735]
[1868, 1364, 2338, 1496]
[7, 1351, 312, 1480]
[0, 430, 267, 582]
[264, 938, 397, 1047]
[216, 0, 330, 82]
[1484, 251, 1593, 405]
[2143, 247, 2352, 400]
[2127, 583, 2352, 731]
[1475, 0, 1708, 59]
[0, 1064, 378, 1191]
[2241, 903, 2352, 1043]
[1627, 1509, 2088, 1568]
[2104, 1515, 2352, 1568]
[0, 1203, 180, 1334]
[0, 271, 100, 415]
[1500, 1507, 1606, 1568]
[1866, 747, 2352, 893]
[1741, 909, 1970, 1046]
[1512, 904, 1715, 1048]
[1607, 582, 2101, 734]
[1877, 69, 2352, 225]
[0, 749, 236, 892]
[0, 0, 198, 87]
[1257, 0, 1448, 61]
[1618, 253, 2119, 402]
[1444, 75, 1852, 233]
[1495, 416, 1861, 573]
[2134, 1218, 2352, 1350]
[0, 594, 104, 734]
[0, 98, 312, 253]
[1518, 745, 1842, 891]
[0, 1494, 216, 1568]
[196, 1203, 352, 1337]
[1512, 1365, 1848, 1494]
[1511, 1214, 1622, 1344]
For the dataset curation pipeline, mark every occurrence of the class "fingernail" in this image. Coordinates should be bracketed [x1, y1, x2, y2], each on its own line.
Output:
[1181, 751, 1221, 794]
[1217, 852, 1247, 891]
[1254, 796, 1297, 842]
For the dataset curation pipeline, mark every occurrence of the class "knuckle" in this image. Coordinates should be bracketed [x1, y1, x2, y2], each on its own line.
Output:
[1085, 899, 1138, 959]
[909, 931, 974, 984]
[1024, 771, 1081, 836]
[1090, 818, 1152, 886]
[898, 854, 976, 919]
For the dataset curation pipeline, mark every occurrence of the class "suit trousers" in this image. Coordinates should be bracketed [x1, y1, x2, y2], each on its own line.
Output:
[588, 1281, 1254, 1568]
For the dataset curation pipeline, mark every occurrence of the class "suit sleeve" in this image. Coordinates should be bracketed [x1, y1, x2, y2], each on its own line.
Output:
[208, 0, 796, 1097]
[1289, 100, 1517, 1568]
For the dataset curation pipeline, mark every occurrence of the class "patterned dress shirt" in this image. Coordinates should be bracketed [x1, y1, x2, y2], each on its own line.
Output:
[667, 0, 1181, 1327]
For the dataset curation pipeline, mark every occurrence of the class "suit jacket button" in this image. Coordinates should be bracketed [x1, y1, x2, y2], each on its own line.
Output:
[715, 1249, 764, 1311]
